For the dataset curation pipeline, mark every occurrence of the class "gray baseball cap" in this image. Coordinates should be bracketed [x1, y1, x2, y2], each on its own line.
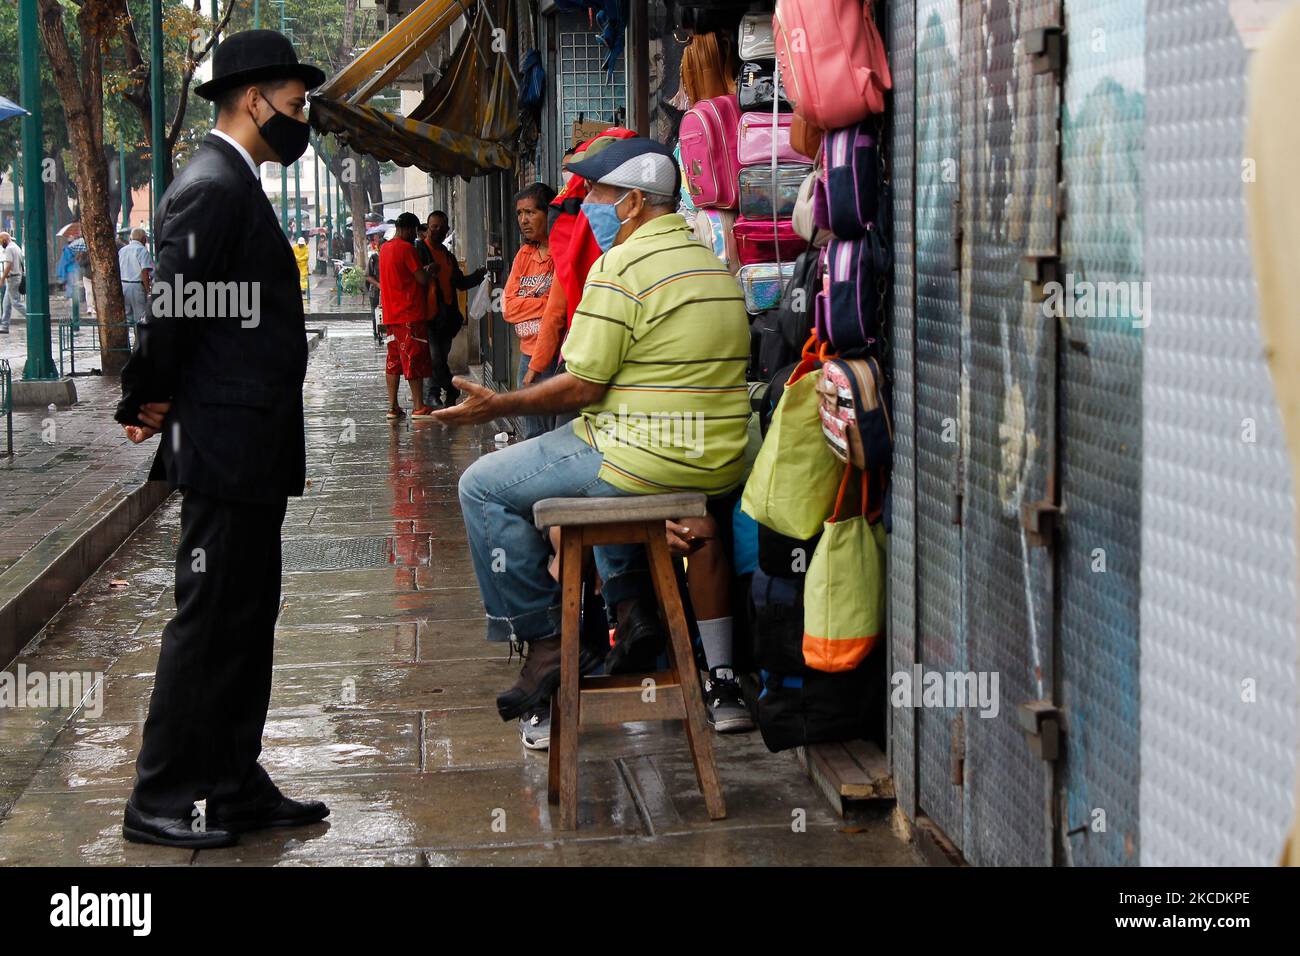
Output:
[565, 137, 680, 197]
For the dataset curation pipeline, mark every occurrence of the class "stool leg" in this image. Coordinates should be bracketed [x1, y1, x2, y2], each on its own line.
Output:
[646, 532, 727, 821]
[553, 530, 586, 830]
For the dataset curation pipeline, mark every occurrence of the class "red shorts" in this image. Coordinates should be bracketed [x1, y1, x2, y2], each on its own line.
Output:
[384, 321, 433, 380]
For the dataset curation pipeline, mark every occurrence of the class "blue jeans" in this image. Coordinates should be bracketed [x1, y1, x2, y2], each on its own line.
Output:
[1, 276, 22, 330]
[516, 357, 555, 440]
[458, 424, 653, 644]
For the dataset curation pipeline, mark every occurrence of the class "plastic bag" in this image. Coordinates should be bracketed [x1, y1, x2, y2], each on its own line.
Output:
[468, 276, 492, 322]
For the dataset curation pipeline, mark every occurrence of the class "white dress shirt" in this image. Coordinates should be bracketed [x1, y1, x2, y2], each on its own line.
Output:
[210, 128, 260, 179]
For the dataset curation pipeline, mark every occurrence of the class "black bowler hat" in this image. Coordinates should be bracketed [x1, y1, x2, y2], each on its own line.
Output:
[194, 30, 326, 102]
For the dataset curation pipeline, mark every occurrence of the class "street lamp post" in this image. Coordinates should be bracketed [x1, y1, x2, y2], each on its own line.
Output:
[277, 1, 289, 234]
[150, 0, 165, 252]
[17, 0, 54, 380]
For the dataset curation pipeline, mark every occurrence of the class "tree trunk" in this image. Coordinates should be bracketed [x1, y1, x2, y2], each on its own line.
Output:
[349, 177, 368, 269]
[37, 0, 130, 375]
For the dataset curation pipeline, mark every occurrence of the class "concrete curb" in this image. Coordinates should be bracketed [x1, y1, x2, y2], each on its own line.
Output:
[0, 478, 172, 667]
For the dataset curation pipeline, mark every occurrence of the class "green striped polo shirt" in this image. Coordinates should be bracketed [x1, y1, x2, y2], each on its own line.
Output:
[561, 213, 751, 495]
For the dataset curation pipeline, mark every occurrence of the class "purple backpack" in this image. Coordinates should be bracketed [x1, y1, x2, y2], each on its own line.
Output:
[813, 122, 882, 239]
[815, 227, 890, 352]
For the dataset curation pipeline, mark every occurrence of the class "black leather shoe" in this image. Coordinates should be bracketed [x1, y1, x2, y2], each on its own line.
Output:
[496, 636, 602, 721]
[123, 800, 238, 849]
[606, 599, 667, 675]
[207, 794, 330, 833]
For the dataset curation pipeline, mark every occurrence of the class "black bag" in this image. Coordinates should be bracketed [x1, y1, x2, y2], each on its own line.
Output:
[751, 249, 820, 381]
[750, 569, 807, 673]
[755, 665, 876, 753]
[737, 59, 791, 112]
[18, 275, 25, 296]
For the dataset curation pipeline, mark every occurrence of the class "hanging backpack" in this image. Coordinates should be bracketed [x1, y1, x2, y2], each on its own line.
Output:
[681, 32, 737, 104]
[753, 248, 820, 381]
[813, 122, 882, 239]
[816, 228, 890, 352]
[773, 0, 892, 130]
[692, 207, 740, 273]
[792, 169, 833, 247]
[732, 217, 809, 265]
[679, 94, 742, 209]
[817, 356, 893, 471]
[737, 60, 790, 113]
[736, 112, 811, 167]
[738, 11, 776, 60]
[737, 164, 811, 219]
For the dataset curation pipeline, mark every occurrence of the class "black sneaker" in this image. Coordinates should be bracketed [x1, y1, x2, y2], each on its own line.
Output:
[703, 667, 754, 733]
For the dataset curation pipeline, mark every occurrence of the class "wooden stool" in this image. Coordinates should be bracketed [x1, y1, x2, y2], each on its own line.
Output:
[533, 493, 727, 830]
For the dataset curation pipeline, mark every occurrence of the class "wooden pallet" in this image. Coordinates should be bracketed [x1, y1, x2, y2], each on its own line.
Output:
[794, 739, 895, 817]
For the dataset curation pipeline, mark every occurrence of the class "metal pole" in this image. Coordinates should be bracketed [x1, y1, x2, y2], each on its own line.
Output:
[254, 0, 260, 29]
[18, 0, 54, 380]
[13, 152, 21, 244]
[150, 0, 165, 252]
[279, 1, 288, 234]
[294, 157, 301, 236]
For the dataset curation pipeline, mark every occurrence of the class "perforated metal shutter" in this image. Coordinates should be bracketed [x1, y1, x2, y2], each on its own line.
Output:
[1140, 0, 1297, 866]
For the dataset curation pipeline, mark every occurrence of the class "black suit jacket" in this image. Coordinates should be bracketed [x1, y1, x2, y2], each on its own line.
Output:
[116, 133, 307, 505]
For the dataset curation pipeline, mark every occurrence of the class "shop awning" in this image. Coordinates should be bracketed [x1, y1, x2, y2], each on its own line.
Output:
[309, 0, 519, 178]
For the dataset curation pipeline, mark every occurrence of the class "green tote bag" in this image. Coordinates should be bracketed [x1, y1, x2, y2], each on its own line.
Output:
[741, 338, 845, 539]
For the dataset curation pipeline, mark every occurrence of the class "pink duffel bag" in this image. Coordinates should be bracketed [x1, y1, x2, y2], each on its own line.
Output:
[737, 111, 814, 167]
[679, 94, 742, 209]
[773, 0, 892, 130]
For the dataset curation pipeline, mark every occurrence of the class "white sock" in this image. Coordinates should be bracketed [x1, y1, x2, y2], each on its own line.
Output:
[698, 616, 734, 675]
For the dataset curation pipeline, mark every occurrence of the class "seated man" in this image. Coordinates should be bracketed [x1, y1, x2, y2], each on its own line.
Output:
[432, 137, 751, 738]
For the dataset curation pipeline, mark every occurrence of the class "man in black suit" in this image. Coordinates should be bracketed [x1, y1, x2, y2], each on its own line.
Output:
[114, 30, 329, 849]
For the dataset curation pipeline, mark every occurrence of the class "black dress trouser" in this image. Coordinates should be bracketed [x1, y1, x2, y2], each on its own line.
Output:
[130, 487, 289, 816]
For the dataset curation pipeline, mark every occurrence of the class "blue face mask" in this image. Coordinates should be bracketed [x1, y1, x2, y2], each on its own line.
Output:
[582, 192, 631, 252]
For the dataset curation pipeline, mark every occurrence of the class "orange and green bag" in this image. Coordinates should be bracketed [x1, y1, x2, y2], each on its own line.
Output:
[802, 465, 887, 672]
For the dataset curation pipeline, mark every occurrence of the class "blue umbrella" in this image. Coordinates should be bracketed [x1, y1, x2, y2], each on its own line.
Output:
[0, 95, 30, 122]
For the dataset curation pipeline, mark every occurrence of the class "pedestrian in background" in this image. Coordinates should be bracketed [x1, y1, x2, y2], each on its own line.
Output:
[417, 209, 486, 408]
[503, 181, 557, 439]
[118, 227, 154, 343]
[0, 231, 25, 334]
[294, 235, 310, 298]
[380, 211, 437, 420]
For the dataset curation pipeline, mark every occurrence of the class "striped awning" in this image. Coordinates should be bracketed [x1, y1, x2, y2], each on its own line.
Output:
[309, 0, 519, 178]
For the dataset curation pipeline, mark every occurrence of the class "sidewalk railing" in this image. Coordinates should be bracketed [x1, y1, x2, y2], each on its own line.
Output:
[1, 357, 12, 456]
[56, 301, 132, 377]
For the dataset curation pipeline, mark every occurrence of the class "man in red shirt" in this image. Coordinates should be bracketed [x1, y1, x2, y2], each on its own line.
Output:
[380, 212, 436, 418]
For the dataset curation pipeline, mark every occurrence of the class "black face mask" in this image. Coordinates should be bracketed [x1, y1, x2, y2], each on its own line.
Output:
[255, 97, 310, 166]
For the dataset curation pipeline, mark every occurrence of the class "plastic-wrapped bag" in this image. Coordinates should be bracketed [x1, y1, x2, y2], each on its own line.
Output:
[468, 276, 493, 322]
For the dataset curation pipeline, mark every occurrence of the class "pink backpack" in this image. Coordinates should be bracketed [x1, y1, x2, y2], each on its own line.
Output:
[679, 95, 742, 209]
[737, 112, 813, 167]
[773, 0, 892, 130]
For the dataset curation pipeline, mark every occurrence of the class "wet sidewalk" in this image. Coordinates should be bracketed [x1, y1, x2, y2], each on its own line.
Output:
[0, 318, 918, 866]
